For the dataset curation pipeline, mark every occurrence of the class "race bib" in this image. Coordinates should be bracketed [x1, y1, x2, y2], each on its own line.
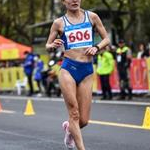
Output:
[65, 22, 93, 49]
[117, 55, 122, 62]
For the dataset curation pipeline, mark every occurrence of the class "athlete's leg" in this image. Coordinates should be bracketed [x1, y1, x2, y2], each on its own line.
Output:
[59, 69, 85, 150]
[76, 74, 93, 128]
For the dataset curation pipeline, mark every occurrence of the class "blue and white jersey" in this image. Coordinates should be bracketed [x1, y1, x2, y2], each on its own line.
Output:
[61, 11, 94, 50]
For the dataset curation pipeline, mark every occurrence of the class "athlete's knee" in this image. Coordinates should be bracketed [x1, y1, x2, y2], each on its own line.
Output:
[70, 107, 80, 121]
[80, 118, 88, 128]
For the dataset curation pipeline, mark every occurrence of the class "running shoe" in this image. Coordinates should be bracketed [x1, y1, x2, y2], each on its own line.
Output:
[62, 121, 75, 149]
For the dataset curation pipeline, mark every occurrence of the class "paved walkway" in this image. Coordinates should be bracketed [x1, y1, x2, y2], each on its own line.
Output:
[0, 94, 150, 106]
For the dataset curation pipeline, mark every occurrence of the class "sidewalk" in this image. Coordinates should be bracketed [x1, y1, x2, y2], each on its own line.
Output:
[0, 92, 150, 104]
[93, 93, 150, 102]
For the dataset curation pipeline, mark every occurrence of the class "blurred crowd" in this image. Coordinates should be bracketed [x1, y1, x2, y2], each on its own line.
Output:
[22, 49, 63, 97]
[0, 40, 150, 99]
[96, 40, 150, 100]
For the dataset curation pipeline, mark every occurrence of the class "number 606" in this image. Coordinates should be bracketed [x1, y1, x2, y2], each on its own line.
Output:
[69, 30, 90, 42]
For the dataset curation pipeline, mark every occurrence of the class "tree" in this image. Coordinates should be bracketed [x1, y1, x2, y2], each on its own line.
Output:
[82, 0, 150, 45]
[0, 0, 50, 44]
[0, 0, 150, 46]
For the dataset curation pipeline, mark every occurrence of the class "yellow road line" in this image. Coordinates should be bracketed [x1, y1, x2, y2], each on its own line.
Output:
[89, 120, 150, 130]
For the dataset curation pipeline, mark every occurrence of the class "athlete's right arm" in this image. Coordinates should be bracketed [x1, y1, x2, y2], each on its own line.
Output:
[46, 19, 64, 51]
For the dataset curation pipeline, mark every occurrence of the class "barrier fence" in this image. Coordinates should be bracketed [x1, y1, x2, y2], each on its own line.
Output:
[0, 58, 150, 93]
[93, 58, 150, 93]
[0, 67, 38, 91]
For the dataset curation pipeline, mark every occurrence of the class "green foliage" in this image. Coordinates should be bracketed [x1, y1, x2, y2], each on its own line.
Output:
[82, 0, 101, 9]
[0, 0, 50, 44]
[0, 0, 150, 45]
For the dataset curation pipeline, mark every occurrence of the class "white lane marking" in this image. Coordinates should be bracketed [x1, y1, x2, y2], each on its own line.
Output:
[92, 100, 150, 106]
[0, 110, 15, 114]
[0, 95, 150, 106]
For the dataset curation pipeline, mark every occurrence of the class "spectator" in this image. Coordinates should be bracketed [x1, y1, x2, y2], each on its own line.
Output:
[147, 43, 150, 55]
[97, 46, 115, 100]
[116, 39, 132, 100]
[23, 51, 34, 96]
[110, 45, 117, 59]
[33, 54, 44, 96]
[137, 43, 149, 59]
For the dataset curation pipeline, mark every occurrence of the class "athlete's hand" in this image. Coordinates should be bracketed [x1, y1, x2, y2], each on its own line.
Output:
[46, 39, 64, 51]
[53, 39, 64, 48]
[85, 47, 98, 56]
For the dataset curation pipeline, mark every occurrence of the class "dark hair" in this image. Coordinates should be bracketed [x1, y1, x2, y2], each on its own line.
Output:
[24, 51, 30, 55]
[118, 39, 125, 44]
[35, 54, 40, 58]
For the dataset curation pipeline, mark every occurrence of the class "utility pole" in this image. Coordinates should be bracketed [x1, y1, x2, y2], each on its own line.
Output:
[50, 0, 60, 20]
[50, 0, 54, 20]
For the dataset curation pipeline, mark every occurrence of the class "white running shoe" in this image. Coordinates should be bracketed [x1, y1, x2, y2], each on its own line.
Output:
[62, 121, 75, 149]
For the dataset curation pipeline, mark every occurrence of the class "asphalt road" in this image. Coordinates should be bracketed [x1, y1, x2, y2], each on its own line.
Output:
[0, 96, 150, 150]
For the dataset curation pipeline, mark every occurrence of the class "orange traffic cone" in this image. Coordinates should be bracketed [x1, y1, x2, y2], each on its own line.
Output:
[0, 100, 3, 112]
[24, 99, 35, 116]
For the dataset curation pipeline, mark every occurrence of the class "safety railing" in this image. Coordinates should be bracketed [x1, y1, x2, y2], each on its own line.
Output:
[0, 58, 150, 93]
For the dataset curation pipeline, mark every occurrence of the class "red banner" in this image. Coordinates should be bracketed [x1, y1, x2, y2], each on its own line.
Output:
[95, 59, 149, 93]
[110, 64, 120, 91]
[130, 59, 148, 92]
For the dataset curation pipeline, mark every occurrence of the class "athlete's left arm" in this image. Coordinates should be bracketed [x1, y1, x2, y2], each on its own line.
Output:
[85, 12, 110, 56]
[93, 13, 110, 50]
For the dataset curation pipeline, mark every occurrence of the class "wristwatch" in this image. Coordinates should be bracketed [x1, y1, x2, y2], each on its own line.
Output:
[94, 45, 101, 51]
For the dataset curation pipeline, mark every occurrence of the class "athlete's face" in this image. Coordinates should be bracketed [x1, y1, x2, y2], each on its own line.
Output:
[62, 0, 81, 11]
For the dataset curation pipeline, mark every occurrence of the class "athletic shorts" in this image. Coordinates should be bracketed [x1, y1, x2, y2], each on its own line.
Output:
[61, 57, 93, 85]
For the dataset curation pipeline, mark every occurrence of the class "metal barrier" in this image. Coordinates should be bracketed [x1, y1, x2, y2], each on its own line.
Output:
[0, 67, 38, 92]
[0, 58, 150, 93]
